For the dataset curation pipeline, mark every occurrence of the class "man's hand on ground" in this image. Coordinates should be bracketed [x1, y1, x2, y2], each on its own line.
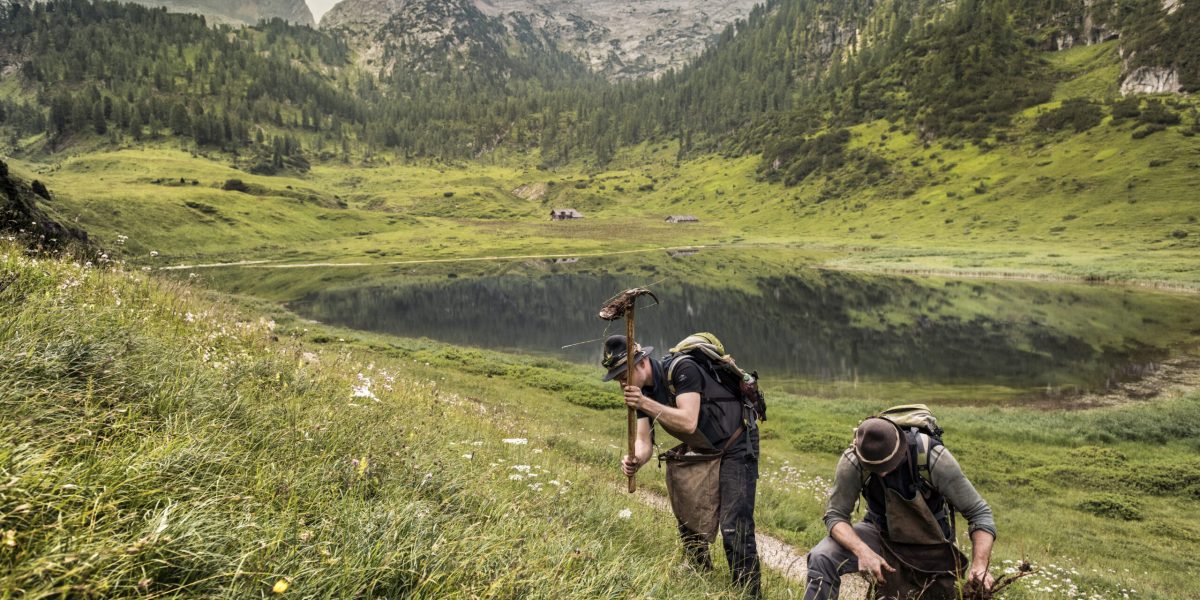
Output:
[968, 565, 995, 591]
[855, 549, 895, 584]
[620, 454, 642, 477]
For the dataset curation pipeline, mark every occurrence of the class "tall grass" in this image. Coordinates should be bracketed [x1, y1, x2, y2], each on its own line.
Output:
[0, 245, 760, 598]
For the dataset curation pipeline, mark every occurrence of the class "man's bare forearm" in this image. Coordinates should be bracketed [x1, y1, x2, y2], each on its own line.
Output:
[970, 529, 993, 569]
[830, 522, 871, 558]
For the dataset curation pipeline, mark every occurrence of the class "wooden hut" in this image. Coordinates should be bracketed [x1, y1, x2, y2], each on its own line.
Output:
[550, 208, 584, 220]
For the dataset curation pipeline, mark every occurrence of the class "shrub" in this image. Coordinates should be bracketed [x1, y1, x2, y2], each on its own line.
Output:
[564, 389, 622, 410]
[221, 178, 249, 192]
[1138, 101, 1181, 126]
[1110, 97, 1141, 122]
[1036, 99, 1104, 133]
[1132, 125, 1166, 139]
[791, 431, 848, 454]
[1078, 494, 1143, 520]
[1068, 446, 1125, 467]
[30, 179, 51, 200]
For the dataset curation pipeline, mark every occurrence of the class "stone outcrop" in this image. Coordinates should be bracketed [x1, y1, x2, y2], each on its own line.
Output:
[1163, 0, 1181, 15]
[1120, 66, 1182, 95]
[1041, 0, 1121, 51]
[0, 160, 93, 256]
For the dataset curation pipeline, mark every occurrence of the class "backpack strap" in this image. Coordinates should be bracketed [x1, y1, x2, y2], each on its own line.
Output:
[665, 354, 685, 398]
[665, 354, 744, 402]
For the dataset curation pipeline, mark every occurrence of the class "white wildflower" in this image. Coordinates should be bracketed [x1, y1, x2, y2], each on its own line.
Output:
[617, 509, 632, 520]
[502, 438, 527, 445]
[351, 375, 377, 401]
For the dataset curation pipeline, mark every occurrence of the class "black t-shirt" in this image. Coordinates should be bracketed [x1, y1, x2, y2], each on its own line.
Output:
[641, 357, 756, 458]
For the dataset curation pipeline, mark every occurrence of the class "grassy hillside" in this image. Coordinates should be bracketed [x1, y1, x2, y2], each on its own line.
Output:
[0, 242, 790, 598]
[4, 242, 1199, 599]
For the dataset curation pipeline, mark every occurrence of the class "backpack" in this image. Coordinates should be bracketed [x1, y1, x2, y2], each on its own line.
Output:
[662, 332, 766, 422]
[860, 404, 957, 537]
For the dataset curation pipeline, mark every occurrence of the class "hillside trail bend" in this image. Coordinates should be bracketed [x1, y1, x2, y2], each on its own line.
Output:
[633, 489, 870, 598]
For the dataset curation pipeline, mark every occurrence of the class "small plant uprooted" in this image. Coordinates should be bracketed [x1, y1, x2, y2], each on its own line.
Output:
[961, 560, 1035, 600]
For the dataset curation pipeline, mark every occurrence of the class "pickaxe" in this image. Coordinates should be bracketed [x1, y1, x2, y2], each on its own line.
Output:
[598, 287, 659, 492]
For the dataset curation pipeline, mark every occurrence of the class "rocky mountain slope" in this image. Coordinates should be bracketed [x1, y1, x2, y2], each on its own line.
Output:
[132, 0, 314, 26]
[321, 0, 761, 80]
[473, 0, 762, 79]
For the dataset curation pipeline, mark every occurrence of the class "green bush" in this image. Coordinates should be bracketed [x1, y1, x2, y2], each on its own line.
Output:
[1068, 446, 1126, 467]
[221, 178, 249, 192]
[1078, 494, 1143, 521]
[1110, 97, 1141, 122]
[1036, 99, 1104, 133]
[1132, 124, 1166, 139]
[1138, 100, 1181, 126]
[564, 389, 622, 410]
[791, 431, 849, 454]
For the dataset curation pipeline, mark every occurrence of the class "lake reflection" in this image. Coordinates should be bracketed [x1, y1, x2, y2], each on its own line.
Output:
[292, 270, 1200, 397]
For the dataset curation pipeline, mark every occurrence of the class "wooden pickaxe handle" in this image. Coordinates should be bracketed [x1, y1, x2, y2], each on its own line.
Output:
[626, 303, 636, 493]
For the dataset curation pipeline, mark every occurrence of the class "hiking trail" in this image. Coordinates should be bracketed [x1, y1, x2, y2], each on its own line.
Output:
[634, 489, 869, 597]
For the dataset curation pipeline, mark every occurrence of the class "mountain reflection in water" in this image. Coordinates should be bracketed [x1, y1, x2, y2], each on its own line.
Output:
[292, 270, 1200, 396]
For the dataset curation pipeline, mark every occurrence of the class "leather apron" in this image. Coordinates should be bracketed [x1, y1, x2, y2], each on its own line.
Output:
[872, 486, 967, 600]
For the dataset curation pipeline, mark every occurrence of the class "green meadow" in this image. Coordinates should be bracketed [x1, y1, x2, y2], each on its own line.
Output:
[3, 243, 1197, 599]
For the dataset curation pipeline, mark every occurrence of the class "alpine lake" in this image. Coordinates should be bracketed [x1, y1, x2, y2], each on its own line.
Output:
[245, 247, 1200, 406]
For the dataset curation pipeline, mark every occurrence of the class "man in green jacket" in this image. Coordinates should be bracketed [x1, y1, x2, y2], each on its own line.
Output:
[804, 417, 996, 599]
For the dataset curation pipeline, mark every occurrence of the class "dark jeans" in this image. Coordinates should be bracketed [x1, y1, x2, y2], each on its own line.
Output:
[803, 522, 884, 600]
[679, 453, 761, 598]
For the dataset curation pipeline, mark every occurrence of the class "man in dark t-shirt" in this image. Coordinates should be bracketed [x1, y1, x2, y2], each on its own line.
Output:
[601, 334, 761, 597]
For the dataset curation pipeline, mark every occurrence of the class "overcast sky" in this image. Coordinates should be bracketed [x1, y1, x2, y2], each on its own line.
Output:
[306, 0, 340, 23]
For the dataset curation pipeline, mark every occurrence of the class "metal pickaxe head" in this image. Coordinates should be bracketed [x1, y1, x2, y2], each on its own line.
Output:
[598, 287, 659, 321]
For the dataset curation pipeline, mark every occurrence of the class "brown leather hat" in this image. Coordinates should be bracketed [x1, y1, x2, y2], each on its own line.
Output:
[600, 335, 653, 382]
[853, 417, 907, 474]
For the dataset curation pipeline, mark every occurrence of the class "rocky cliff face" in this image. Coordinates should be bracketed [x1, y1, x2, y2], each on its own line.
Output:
[322, 0, 542, 76]
[473, 0, 762, 80]
[1037, 0, 1121, 52]
[322, 0, 761, 80]
[1120, 66, 1182, 95]
[134, 0, 315, 27]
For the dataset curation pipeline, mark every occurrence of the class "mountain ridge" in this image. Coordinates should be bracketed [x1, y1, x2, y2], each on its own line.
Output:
[132, 0, 314, 26]
[322, 0, 763, 80]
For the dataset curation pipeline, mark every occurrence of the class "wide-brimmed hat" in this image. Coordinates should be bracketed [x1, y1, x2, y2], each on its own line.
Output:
[600, 335, 653, 382]
[853, 417, 907, 474]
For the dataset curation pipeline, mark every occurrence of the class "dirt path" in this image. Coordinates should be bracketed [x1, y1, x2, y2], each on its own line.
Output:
[634, 489, 869, 597]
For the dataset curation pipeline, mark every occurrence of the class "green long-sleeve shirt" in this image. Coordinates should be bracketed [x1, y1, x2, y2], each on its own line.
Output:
[823, 442, 997, 539]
